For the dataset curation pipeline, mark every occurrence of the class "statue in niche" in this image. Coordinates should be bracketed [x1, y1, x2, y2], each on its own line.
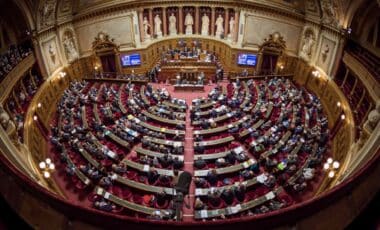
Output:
[143, 16, 151, 40]
[201, 13, 210, 35]
[169, 13, 177, 35]
[154, 14, 162, 37]
[184, 12, 194, 35]
[63, 32, 79, 63]
[300, 29, 315, 61]
[215, 14, 224, 38]
[48, 43, 57, 66]
[228, 17, 235, 39]
[321, 44, 330, 63]
[364, 103, 380, 133]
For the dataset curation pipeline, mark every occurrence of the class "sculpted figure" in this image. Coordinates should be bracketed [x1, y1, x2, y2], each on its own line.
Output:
[143, 16, 151, 39]
[215, 14, 224, 38]
[184, 12, 194, 35]
[48, 43, 56, 65]
[364, 104, 380, 133]
[300, 32, 315, 61]
[154, 14, 162, 37]
[229, 17, 235, 36]
[63, 33, 79, 62]
[201, 13, 210, 35]
[169, 13, 177, 35]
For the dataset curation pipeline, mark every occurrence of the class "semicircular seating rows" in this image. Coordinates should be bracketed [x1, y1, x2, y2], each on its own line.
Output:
[50, 77, 330, 221]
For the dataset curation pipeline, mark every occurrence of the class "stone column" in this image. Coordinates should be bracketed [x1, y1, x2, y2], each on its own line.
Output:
[195, 6, 200, 34]
[162, 7, 167, 36]
[178, 6, 183, 34]
[211, 7, 216, 36]
[234, 9, 240, 42]
[149, 8, 154, 36]
[138, 9, 144, 42]
[224, 9, 229, 37]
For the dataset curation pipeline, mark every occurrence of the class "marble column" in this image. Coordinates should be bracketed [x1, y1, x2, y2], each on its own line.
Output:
[162, 7, 167, 36]
[195, 6, 200, 34]
[179, 6, 183, 34]
[138, 9, 144, 42]
[224, 9, 229, 37]
[149, 8, 153, 36]
[234, 9, 240, 42]
[211, 7, 216, 36]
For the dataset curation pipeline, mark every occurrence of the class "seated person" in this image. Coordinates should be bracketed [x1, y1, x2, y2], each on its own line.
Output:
[221, 188, 234, 205]
[194, 197, 205, 210]
[194, 143, 205, 154]
[94, 199, 115, 212]
[233, 184, 246, 202]
[147, 168, 159, 184]
[215, 157, 228, 168]
[194, 177, 208, 188]
[155, 190, 167, 207]
[207, 190, 221, 208]
[206, 169, 218, 186]
[194, 157, 207, 169]
[173, 157, 184, 169]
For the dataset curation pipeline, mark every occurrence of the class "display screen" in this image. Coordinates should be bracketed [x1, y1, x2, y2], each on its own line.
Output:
[121, 53, 141, 67]
[237, 54, 257, 66]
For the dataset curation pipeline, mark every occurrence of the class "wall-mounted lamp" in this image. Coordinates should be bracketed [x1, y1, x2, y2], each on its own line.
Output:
[312, 70, 320, 78]
[37, 103, 42, 108]
[341, 114, 346, 120]
[337, 102, 341, 108]
[33, 115, 38, 121]
[59, 71, 67, 79]
[39, 158, 55, 178]
[323, 157, 340, 178]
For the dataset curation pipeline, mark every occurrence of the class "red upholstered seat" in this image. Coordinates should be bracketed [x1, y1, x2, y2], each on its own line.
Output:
[122, 188, 133, 200]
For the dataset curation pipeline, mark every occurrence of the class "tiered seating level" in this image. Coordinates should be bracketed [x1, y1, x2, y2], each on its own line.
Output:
[51, 81, 187, 219]
[49, 77, 329, 221]
[191, 78, 329, 220]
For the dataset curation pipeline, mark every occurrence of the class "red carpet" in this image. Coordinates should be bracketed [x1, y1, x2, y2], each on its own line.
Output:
[150, 83, 227, 220]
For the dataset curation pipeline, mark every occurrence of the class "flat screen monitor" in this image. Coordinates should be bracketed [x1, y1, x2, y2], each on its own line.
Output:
[237, 54, 257, 66]
[121, 53, 141, 67]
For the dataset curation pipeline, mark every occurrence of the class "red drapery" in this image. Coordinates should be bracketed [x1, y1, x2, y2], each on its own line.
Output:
[100, 55, 117, 73]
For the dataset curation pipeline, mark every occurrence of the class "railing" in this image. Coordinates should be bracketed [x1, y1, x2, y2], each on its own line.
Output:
[346, 40, 380, 83]
[0, 54, 35, 103]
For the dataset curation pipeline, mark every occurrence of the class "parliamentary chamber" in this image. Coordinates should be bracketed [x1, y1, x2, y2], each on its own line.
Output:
[0, 0, 379, 229]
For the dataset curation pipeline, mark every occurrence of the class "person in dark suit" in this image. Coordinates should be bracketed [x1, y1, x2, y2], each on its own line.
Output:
[221, 188, 234, 205]
[206, 169, 218, 186]
[147, 169, 159, 184]
[194, 157, 206, 169]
